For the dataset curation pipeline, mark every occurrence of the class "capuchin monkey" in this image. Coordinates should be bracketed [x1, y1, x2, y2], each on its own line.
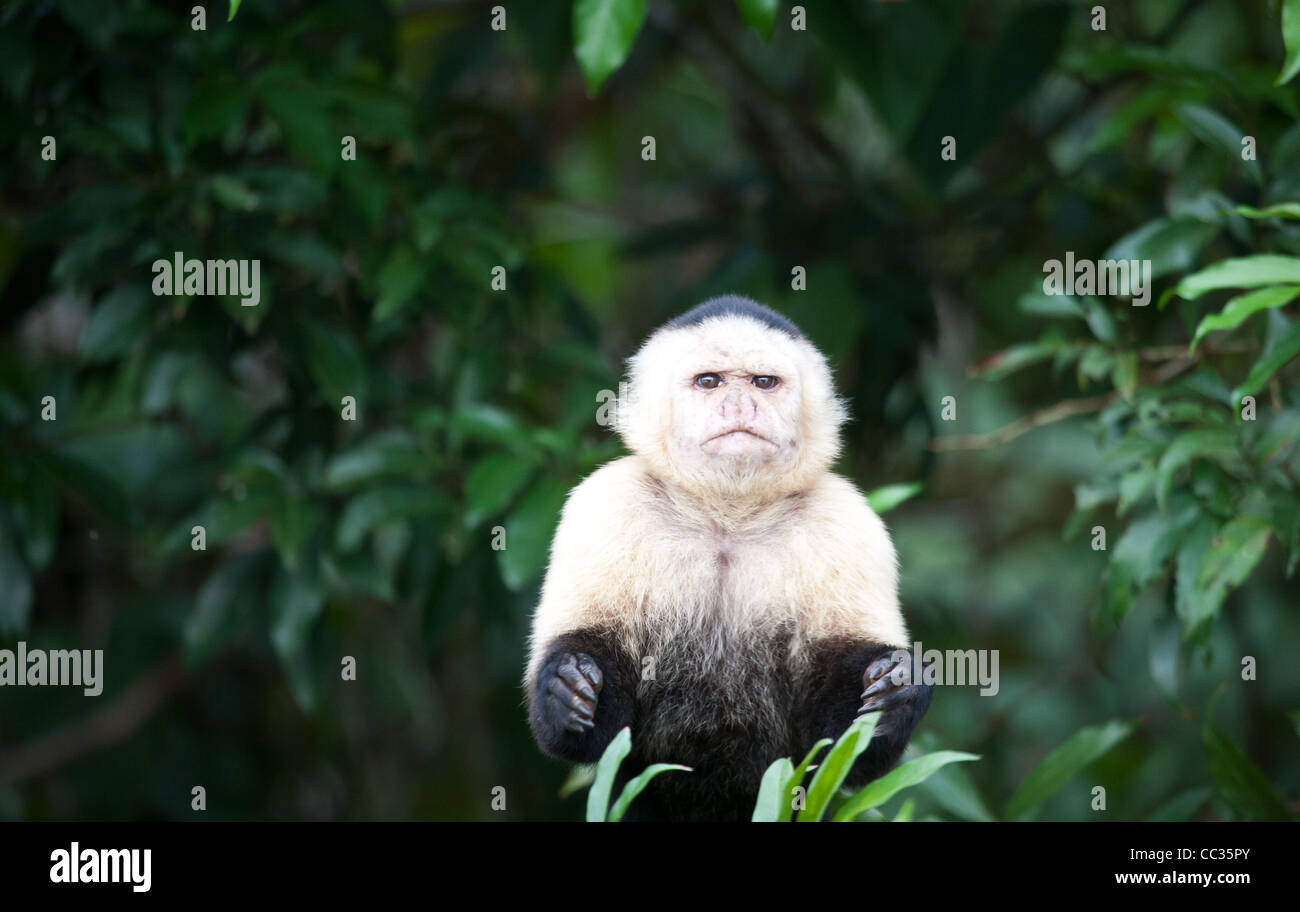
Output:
[525, 296, 932, 821]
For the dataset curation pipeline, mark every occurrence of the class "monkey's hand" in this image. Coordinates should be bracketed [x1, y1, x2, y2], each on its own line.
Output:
[542, 652, 603, 733]
[856, 649, 932, 741]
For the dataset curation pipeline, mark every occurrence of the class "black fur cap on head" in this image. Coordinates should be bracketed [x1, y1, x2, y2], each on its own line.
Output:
[664, 295, 804, 339]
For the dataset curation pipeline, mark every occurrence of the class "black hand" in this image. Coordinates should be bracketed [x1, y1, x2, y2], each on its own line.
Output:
[545, 652, 604, 732]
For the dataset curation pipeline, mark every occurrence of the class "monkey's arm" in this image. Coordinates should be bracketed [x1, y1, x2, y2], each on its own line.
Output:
[528, 630, 638, 764]
[795, 641, 933, 788]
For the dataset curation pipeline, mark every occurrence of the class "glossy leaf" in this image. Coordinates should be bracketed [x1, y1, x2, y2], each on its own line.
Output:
[586, 727, 632, 822]
[834, 751, 980, 822]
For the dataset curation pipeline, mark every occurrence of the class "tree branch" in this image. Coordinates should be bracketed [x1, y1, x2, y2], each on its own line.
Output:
[930, 357, 1197, 452]
[0, 654, 189, 786]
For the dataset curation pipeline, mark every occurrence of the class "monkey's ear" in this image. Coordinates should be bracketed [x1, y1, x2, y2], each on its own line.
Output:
[616, 333, 676, 458]
[793, 340, 847, 474]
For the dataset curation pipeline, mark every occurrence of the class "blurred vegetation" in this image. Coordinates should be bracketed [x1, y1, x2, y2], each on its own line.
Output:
[0, 0, 1297, 821]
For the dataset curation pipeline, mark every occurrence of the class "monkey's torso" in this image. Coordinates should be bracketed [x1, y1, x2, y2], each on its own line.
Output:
[527, 457, 929, 821]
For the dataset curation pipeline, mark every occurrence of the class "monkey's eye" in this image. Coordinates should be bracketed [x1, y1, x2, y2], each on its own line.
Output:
[751, 376, 779, 390]
[695, 373, 723, 390]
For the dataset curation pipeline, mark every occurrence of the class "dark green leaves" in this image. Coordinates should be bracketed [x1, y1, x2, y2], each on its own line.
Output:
[497, 477, 567, 591]
[1231, 320, 1300, 401]
[1004, 720, 1133, 820]
[303, 320, 367, 407]
[183, 553, 267, 668]
[80, 285, 151, 362]
[1203, 724, 1289, 819]
[335, 485, 444, 551]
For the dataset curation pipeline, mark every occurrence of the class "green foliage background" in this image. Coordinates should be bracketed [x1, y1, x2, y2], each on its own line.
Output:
[0, 0, 1297, 821]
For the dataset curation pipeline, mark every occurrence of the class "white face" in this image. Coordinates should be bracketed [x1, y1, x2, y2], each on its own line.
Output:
[666, 340, 802, 478]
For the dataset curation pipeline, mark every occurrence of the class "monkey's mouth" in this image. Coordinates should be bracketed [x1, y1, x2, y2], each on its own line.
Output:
[705, 428, 773, 446]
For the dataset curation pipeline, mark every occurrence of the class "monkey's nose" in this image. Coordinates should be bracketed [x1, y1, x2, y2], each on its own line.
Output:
[719, 390, 758, 421]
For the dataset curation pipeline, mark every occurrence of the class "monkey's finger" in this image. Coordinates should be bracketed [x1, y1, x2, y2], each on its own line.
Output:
[565, 711, 596, 732]
[548, 676, 596, 719]
[574, 653, 604, 692]
[860, 679, 922, 712]
[861, 666, 911, 700]
[557, 661, 599, 703]
[865, 655, 895, 683]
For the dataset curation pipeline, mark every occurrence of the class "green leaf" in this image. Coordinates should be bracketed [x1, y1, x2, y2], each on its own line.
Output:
[1190, 286, 1300, 353]
[608, 763, 691, 822]
[912, 757, 996, 821]
[373, 245, 423, 322]
[269, 559, 324, 713]
[80, 285, 150, 363]
[1279, 0, 1300, 85]
[1175, 516, 1220, 636]
[865, 482, 923, 515]
[782, 737, 834, 818]
[834, 751, 980, 822]
[183, 554, 265, 668]
[573, 0, 648, 94]
[182, 77, 249, 146]
[1111, 350, 1138, 400]
[1231, 320, 1300, 401]
[1103, 217, 1219, 281]
[228, 0, 242, 22]
[1203, 724, 1289, 819]
[1193, 515, 1272, 621]
[1147, 786, 1213, 822]
[270, 495, 318, 571]
[1117, 463, 1155, 516]
[303, 320, 367, 406]
[751, 757, 795, 822]
[559, 765, 596, 799]
[323, 430, 426, 490]
[1004, 720, 1134, 820]
[1235, 203, 1300, 221]
[1175, 104, 1262, 185]
[736, 0, 779, 38]
[799, 714, 878, 821]
[1172, 255, 1300, 302]
[258, 74, 338, 174]
[44, 450, 131, 523]
[1108, 509, 1189, 620]
[586, 727, 632, 822]
[497, 477, 568, 591]
[465, 451, 537, 527]
[1155, 429, 1240, 508]
[970, 335, 1070, 380]
[336, 485, 445, 551]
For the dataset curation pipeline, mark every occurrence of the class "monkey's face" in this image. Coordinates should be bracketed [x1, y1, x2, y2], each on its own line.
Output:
[667, 342, 802, 477]
[620, 310, 845, 499]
